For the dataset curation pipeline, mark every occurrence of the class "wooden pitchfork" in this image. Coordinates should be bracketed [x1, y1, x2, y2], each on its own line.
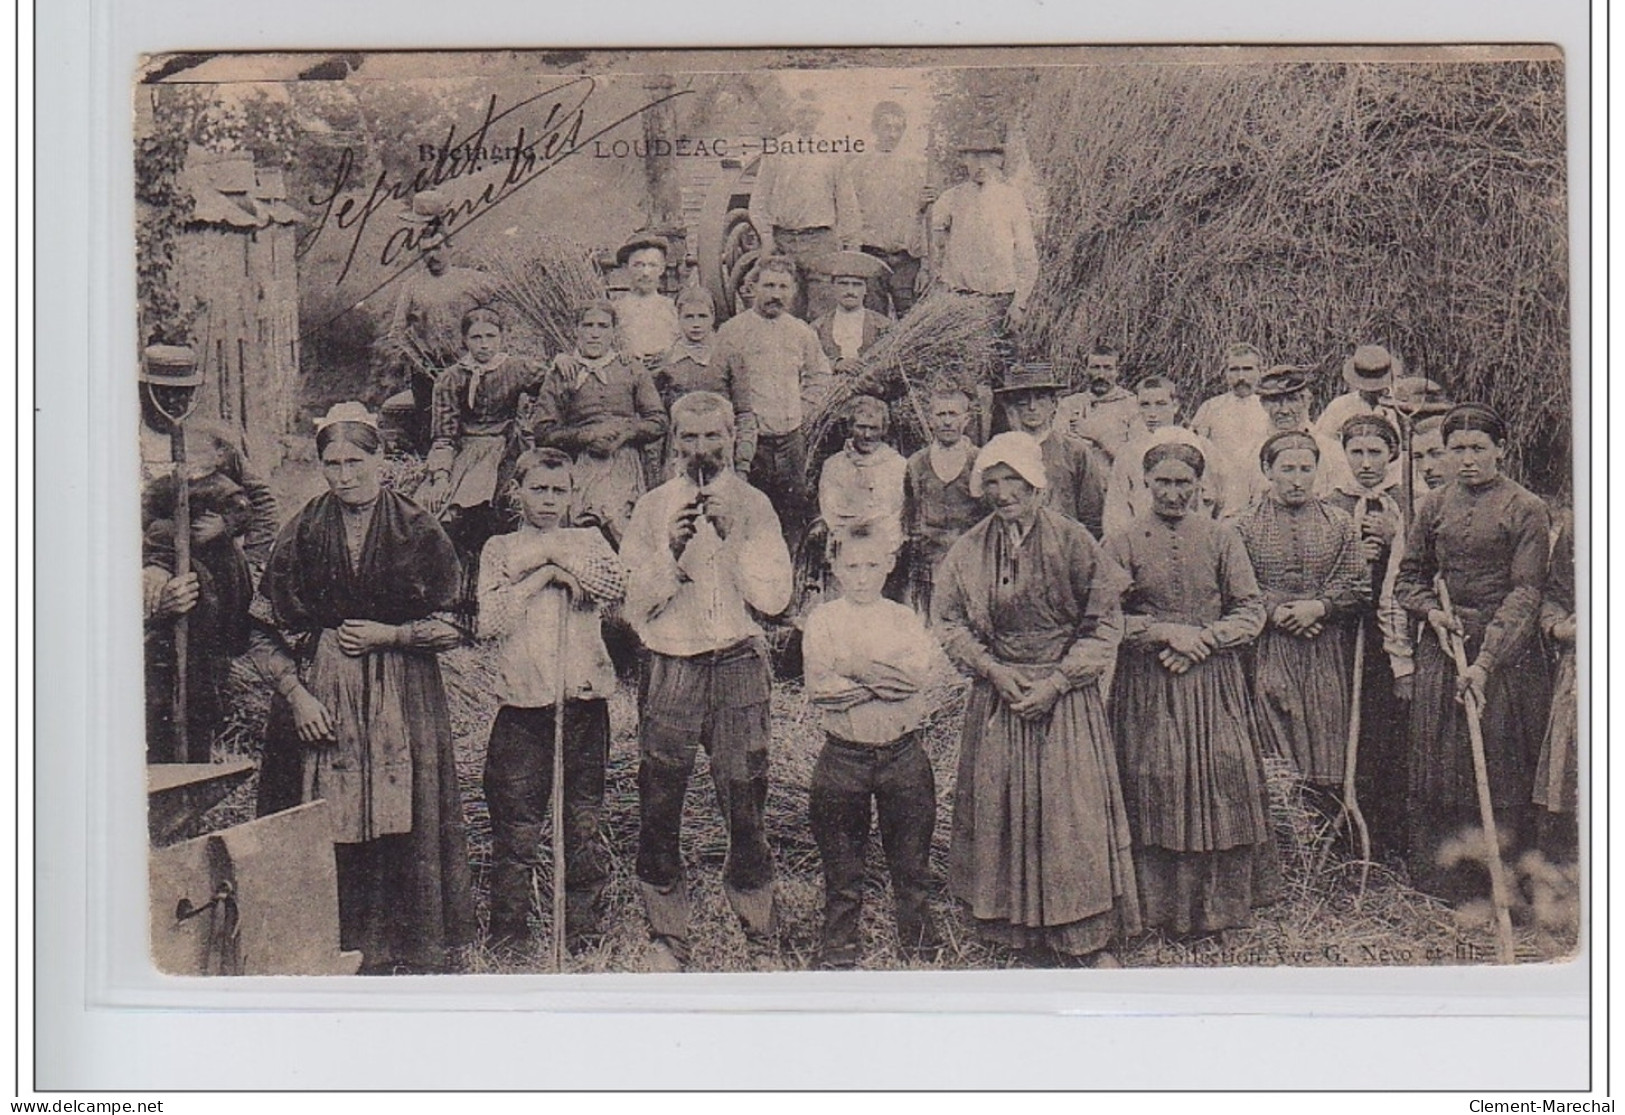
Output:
[529, 582, 572, 974]
[1316, 621, 1374, 899]
[1435, 575, 1517, 964]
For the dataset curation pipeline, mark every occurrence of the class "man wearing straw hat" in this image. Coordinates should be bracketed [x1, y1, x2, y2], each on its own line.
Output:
[748, 88, 861, 321]
[838, 100, 934, 318]
[381, 189, 495, 452]
[926, 129, 1038, 335]
[1313, 343, 1406, 491]
[808, 250, 893, 374]
[994, 361, 1108, 540]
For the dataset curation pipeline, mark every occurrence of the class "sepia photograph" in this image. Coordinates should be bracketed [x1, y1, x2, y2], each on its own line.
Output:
[133, 45, 1580, 980]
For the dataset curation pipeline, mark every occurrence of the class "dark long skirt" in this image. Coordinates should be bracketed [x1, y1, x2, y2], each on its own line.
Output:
[1252, 624, 1354, 786]
[1405, 625, 1551, 903]
[1111, 647, 1282, 936]
[949, 673, 1140, 956]
[257, 644, 475, 972]
[1353, 616, 1408, 861]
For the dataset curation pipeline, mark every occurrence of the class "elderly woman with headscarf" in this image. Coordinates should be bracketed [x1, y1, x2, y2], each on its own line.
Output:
[250, 403, 475, 973]
[1394, 403, 1551, 902]
[1105, 441, 1281, 938]
[931, 431, 1140, 965]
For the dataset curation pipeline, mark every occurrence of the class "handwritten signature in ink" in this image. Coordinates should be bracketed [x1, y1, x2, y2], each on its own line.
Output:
[301, 76, 692, 330]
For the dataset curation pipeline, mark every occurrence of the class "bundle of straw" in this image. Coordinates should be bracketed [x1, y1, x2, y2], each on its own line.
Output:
[1019, 60, 1569, 493]
[476, 233, 606, 361]
[803, 291, 1006, 472]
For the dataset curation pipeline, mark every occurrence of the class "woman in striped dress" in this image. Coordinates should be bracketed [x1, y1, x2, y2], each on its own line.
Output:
[1235, 432, 1369, 793]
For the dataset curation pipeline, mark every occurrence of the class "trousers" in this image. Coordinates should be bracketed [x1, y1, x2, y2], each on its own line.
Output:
[859, 246, 922, 318]
[482, 701, 610, 942]
[636, 640, 777, 954]
[748, 427, 811, 544]
[809, 731, 938, 964]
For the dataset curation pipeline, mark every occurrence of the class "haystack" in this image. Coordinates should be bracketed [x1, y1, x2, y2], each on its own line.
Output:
[476, 233, 607, 362]
[1020, 60, 1570, 493]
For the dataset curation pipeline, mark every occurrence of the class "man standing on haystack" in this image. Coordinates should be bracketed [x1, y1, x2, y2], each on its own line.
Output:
[748, 88, 861, 322]
[994, 362, 1108, 540]
[621, 392, 794, 972]
[712, 256, 833, 542]
[926, 131, 1038, 342]
[839, 100, 934, 318]
[1057, 344, 1141, 462]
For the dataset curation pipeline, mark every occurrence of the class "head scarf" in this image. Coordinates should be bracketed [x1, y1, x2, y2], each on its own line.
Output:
[1143, 440, 1206, 478]
[1339, 412, 1400, 453]
[1441, 403, 1508, 446]
[970, 431, 1047, 497]
[1259, 430, 1320, 470]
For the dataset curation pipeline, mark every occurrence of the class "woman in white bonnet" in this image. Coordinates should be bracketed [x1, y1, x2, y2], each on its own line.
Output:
[931, 432, 1141, 966]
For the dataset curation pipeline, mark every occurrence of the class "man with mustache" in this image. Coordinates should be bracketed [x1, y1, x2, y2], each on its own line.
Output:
[620, 391, 794, 972]
[712, 255, 834, 542]
[1057, 345, 1140, 462]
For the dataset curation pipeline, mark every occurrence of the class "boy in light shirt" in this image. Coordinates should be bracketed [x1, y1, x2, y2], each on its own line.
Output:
[476, 448, 629, 953]
[803, 525, 951, 968]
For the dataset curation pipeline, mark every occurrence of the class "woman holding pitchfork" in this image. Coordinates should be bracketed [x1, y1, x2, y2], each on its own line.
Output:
[1394, 404, 1551, 905]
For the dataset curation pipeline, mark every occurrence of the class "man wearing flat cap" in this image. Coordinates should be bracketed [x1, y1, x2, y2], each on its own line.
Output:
[614, 233, 681, 372]
[994, 362, 1108, 539]
[808, 250, 893, 375]
[1249, 366, 1345, 503]
[927, 131, 1038, 333]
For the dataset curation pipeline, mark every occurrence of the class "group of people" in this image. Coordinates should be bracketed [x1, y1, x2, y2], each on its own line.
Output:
[139, 100, 1578, 975]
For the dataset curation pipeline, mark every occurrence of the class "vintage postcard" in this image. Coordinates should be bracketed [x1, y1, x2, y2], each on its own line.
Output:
[134, 45, 1578, 978]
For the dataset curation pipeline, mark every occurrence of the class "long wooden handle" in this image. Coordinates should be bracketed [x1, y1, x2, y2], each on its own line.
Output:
[551, 584, 570, 974]
[1342, 622, 1372, 893]
[170, 421, 191, 763]
[1435, 577, 1516, 964]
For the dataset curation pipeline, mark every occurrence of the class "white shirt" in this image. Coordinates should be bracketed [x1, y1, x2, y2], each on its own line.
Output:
[476, 527, 626, 708]
[803, 596, 950, 744]
[818, 442, 907, 541]
[930, 178, 1038, 302]
[616, 293, 681, 361]
[622, 470, 793, 657]
[830, 307, 867, 363]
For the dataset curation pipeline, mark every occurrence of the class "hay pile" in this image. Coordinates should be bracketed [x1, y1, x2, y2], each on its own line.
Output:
[1020, 60, 1570, 492]
[803, 291, 1007, 469]
[476, 233, 606, 362]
